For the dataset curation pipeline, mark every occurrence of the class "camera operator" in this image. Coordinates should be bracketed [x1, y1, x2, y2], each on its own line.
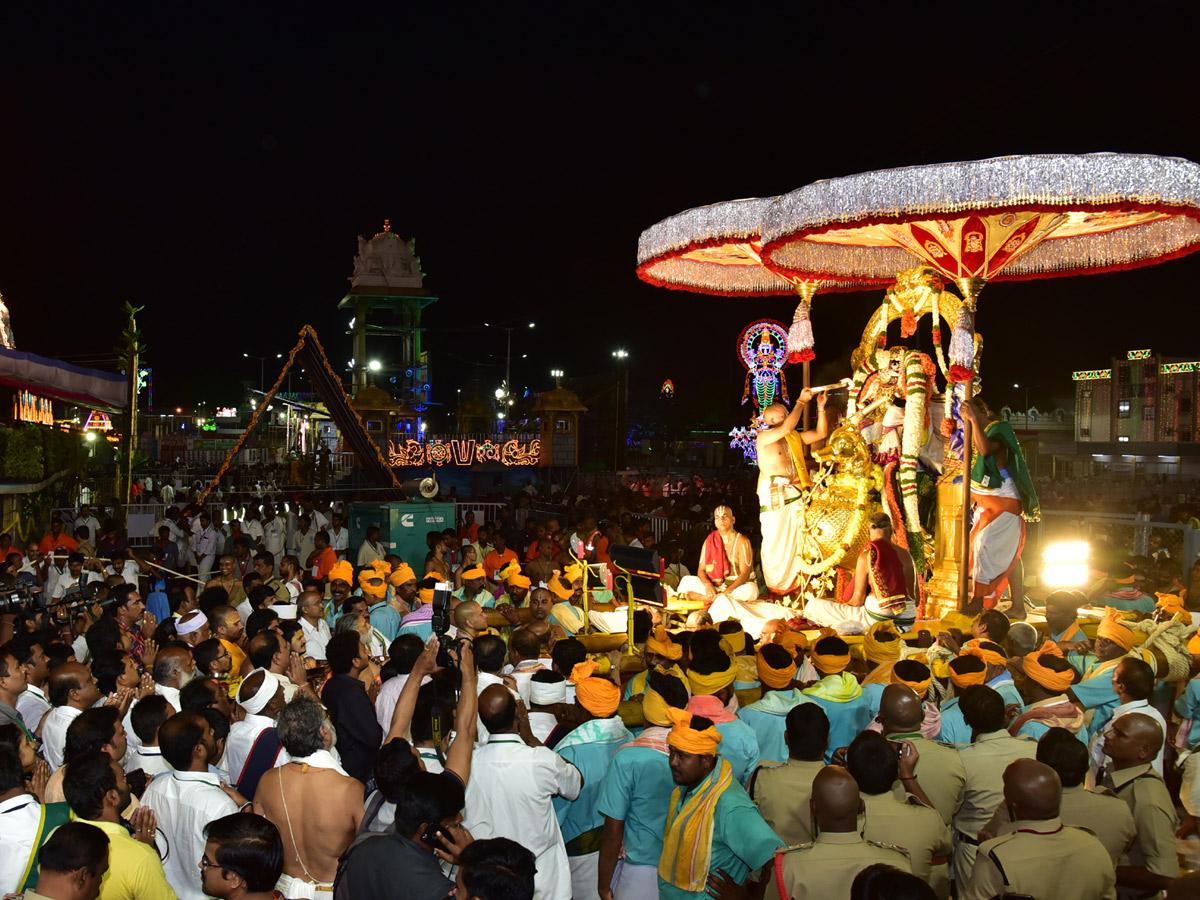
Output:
[49, 552, 101, 603]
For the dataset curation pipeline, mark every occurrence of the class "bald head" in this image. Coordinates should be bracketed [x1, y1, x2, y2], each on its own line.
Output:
[811, 766, 862, 832]
[879, 684, 924, 733]
[453, 600, 482, 631]
[1003, 758, 1061, 821]
[1007, 621, 1039, 656]
[478, 683, 517, 734]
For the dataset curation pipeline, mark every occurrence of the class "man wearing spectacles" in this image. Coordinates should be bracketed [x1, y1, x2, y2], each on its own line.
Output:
[200, 813, 287, 900]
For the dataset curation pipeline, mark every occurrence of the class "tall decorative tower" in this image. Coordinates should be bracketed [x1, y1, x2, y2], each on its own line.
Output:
[532, 378, 587, 468]
[340, 221, 439, 415]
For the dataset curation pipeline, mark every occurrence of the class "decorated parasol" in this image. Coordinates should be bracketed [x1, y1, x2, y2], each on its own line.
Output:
[760, 152, 1200, 609]
[637, 196, 871, 410]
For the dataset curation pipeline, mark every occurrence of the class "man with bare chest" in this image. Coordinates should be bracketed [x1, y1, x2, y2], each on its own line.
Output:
[253, 695, 364, 899]
[756, 388, 829, 597]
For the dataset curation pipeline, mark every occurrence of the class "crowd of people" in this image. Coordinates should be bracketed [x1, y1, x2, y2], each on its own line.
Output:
[0, 494, 1198, 900]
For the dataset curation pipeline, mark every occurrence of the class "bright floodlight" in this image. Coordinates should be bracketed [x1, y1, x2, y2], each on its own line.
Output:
[494, 387, 505, 399]
[85, 432, 96, 442]
[369, 360, 382, 372]
[1042, 541, 1090, 589]
[550, 369, 564, 378]
[612, 349, 629, 359]
[529, 322, 535, 328]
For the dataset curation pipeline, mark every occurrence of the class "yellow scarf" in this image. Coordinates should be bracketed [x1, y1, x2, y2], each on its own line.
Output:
[802, 672, 863, 703]
[658, 757, 734, 892]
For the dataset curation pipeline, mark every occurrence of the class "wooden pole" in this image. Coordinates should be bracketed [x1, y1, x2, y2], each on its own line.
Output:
[802, 360, 811, 430]
[953, 279, 984, 613]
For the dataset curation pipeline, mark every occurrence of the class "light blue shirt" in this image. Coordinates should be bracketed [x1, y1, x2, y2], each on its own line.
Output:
[365, 599, 402, 645]
[713, 718, 761, 787]
[597, 741, 676, 867]
[1071, 661, 1121, 738]
[803, 689, 872, 763]
[656, 764, 782, 900]
[1176, 678, 1200, 748]
[552, 719, 632, 844]
[737, 690, 808, 766]
[939, 675, 1023, 746]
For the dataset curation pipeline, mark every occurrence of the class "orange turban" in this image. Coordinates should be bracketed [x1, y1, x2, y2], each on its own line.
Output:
[460, 564, 486, 580]
[564, 563, 584, 583]
[811, 638, 851, 675]
[329, 560, 353, 584]
[1097, 607, 1136, 652]
[891, 664, 932, 699]
[666, 707, 722, 756]
[1157, 593, 1186, 618]
[389, 563, 416, 587]
[358, 561, 389, 598]
[1023, 641, 1076, 693]
[687, 652, 738, 695]
[948, 656, 988, 689]
[646, 627, 683, 661]
[1189, 631, 1200, 656]
[778, 630, 808, 656]
[863, 621, 902, 664]
[548, 574, 574, 601]
[756, 648, 797, 689]
[571, 661, 620, 717]
[962, 639, 1006, 668]
[502, 561, 531, 590]
[418, 572, 446, 605]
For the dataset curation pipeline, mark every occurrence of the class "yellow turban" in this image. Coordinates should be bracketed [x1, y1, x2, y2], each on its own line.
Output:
[1189, 631, 1200, 656]
[811, 639, 851, 675]
[418, 572, 446, 605]
[643, 670, 688, 727]
[564, 563, 584, 583]
[891, 664, 932, 699]
[756, 648, 797, 690]
[863, 621, 902, 664]
[357, 561, 389, 599]
[548, 574, 574, 601]
[720, 631, 746, 655]
[460, 564, 486, 580]
[1097, 607, 1136, 652]
[503, 561, 531, 590]
[329, 560, 353, 584]
[687, 653, 738, 696]
[962, 639, 1006, 668]
[666, 708, 722, 756]
[646, 627, 683, 661]
[1157, 593, 1187, 618]
[1024, 641, 1076, 693]
[571, 661, 620, 717]
[389, 563, 416, 587]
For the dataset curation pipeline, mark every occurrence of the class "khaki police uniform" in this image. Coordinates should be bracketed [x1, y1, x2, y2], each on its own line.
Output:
[768, 831, 910, 900]
[963, 817, 1116, 900]
[952, 729, 1037, 882]
[886, 732, 966, 826]
[863, 791, 952, 898]
[749, 759, 826, 847]
[1103, 763, 1179, 899]
[986, 783, 1135, 865]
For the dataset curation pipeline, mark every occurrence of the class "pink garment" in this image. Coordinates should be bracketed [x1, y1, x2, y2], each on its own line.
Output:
[687, 693, 736, 724]
[866, 701, 942, 740]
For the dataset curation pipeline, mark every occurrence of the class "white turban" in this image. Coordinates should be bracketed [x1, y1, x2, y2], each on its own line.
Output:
[238, 668, 279, 715]
[177, 611, 207, 635]
[529, 679, 567, 706]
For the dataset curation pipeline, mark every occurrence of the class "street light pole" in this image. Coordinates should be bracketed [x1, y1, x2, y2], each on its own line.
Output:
[612, 350, 629, 472]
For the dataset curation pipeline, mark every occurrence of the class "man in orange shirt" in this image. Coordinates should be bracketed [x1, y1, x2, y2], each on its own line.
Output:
[459, 510, 480, 544]
[39, 516, 79, 555]
[484, 533, 518, 584]
[312, 530, 338, 582]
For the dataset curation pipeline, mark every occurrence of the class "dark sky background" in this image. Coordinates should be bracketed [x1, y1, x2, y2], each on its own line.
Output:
[1, 4, 1198, 433]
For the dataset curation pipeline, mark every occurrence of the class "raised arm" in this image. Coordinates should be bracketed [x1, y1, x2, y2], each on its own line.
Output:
[444, 642, 478, 784]
[799, 392, 830, 445]
[757, 398, 807, 446]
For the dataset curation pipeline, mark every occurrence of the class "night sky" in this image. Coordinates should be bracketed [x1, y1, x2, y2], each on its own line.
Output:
[2, 4, 1198, 433]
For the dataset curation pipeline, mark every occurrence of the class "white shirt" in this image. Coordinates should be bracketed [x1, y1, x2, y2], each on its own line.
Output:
[192, 526, 218, 564]
[131, 746, 171, 778]
[76, 515, 102, 543]
[470, 735, 582, 900]
[1088, 698, 1167, 783]
[106, 560, 140, 586]
[300, 617, 331, 661]
[263, 518, 287, 557]
[71, 634, 90, 665]
[357, 541, 386, 568]
[0, 794, 41, 895]
[51, 569, 100, 600]
[41, 706, 83, 770]
[244, 519, 265, 546]
[226, 713, 276, 787]
[375, 672, 431, 736]
[142, 770, 240, 900]
[236, 598, 254, 627]
[329, 526, 349, 556]
[15, 685, 51, 735]
[270, 671, 299, 703]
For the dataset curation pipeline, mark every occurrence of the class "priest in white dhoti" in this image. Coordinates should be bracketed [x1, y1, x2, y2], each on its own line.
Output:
[678, 506, 789, 639]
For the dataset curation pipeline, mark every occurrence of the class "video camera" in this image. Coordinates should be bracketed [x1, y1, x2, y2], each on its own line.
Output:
[429, 581, 465, 669]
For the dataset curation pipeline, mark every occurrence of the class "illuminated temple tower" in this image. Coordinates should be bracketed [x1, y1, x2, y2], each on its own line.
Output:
[341, 221, 438, 421]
